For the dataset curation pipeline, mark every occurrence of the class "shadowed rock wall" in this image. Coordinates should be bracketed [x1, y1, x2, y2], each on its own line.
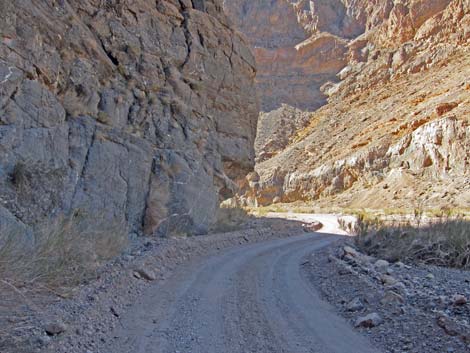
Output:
[0, 0, 258, 236]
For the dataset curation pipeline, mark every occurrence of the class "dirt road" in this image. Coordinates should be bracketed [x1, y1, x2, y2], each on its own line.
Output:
[265, 213, 350, 235]
[106, 220, 379, 353]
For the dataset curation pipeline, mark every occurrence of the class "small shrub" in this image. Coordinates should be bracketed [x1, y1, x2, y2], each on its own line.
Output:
[255, 208, 270, 217]
[5, 159, 67, 225]
[247, 204, 291, 216]
[211, 206, 253, 233]
[9, 161, 28, 187]
[97, 111, 111, 124]
[355, 217, 470, 269]
[117, 64, 129, 78]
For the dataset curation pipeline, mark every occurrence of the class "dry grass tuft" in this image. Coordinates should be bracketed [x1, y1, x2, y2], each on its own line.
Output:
[211, 206, 254, 233]
[0, 212, 128, 336]
[355, 216, 470, 269]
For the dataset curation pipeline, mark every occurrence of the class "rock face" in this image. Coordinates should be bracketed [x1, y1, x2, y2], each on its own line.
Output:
[225, 0, 470, 112]
[255, 105, 312, 163]
[223, 0, 348, 111]
[232, 0, 470, 210]
[224, 0, 456, 111]
[0, 0, 258, 236]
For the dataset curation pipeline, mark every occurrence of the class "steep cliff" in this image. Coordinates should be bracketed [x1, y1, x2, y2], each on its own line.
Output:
[224, 0, 348, 111]
[225, 0, 469, 112]
[0, 0, 258, 236]
[233, 0, 470, 210]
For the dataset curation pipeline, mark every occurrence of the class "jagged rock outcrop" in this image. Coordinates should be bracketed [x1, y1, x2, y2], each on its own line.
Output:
[255, 104, 312, 163]
[327, 0, 470, 99]
[234, 0, 470, 210]
[0, 0, 258, 236]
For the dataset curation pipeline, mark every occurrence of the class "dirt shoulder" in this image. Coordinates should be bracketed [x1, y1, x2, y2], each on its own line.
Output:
[305, 241, 470, 353]
[1, 218, 310, 353]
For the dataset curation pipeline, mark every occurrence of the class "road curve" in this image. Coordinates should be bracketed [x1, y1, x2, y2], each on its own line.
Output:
[107, 232, 380, 353]
[266, 213, 350, 235]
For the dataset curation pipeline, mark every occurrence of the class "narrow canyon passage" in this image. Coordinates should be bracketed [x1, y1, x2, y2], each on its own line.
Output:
[0, 1, 468, 353]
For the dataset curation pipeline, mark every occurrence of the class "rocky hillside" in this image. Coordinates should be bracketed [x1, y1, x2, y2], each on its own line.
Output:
[231, 0, 470, 210]
[0, 0, 258, 237]
[225, 0, 470, 112]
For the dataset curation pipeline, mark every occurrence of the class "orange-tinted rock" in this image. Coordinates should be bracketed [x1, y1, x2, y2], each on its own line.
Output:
[436, 102, 459, 116]
[228, 0, 469, 210]
[226, 0, 469, 111]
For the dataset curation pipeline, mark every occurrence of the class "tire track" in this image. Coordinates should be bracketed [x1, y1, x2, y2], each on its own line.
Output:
[106, 232, 380, 353]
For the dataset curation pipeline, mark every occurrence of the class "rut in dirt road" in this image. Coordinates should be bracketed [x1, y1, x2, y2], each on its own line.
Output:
[106, 232, 380, 353]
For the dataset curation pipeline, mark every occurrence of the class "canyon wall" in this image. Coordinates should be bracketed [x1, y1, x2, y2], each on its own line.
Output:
[232, 0, 470, 210]
[0, 0, 258, 236]
[225, 0, 469, 112]
[224, 0, 348, 111]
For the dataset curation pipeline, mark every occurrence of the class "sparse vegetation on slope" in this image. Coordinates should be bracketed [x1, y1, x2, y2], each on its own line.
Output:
[355, 217, 470, 269]
[0, 213, 127, 341]
[0, 213, 127, 289]
[211, 206, 255, 233]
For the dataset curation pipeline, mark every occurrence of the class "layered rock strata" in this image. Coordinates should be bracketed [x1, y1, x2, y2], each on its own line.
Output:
[233, 0, 470, 210]
[225, 0, 469, 112]
[224, 0, 348, 111]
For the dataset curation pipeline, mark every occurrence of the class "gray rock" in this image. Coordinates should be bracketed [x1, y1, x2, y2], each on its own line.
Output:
[380, 291, 405, 305]
[437, 315, 460, 336]
[44, 321, 67, 335]
[346, 297, 365, 312]
[36, 335, 51, 346]
[355, 313, 384, 328]
[395, 261, 406, 269]
[438, 295, 449, 305]
[0, 0, 258, 238]
[343, 246, 361, 258]
[374, 260, 390, 272]
[135, 267, 157, 281]
[380, 274, 398, 286]
[344, 254, 356, 263]
[452, 294, 467, 306]
[338, 265, 354, 276]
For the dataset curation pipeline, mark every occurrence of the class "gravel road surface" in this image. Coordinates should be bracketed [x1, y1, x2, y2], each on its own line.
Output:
[106, 230, 380, 353]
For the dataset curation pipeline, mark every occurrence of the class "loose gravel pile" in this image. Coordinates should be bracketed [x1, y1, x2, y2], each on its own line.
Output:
[305, 241, 470, 353]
